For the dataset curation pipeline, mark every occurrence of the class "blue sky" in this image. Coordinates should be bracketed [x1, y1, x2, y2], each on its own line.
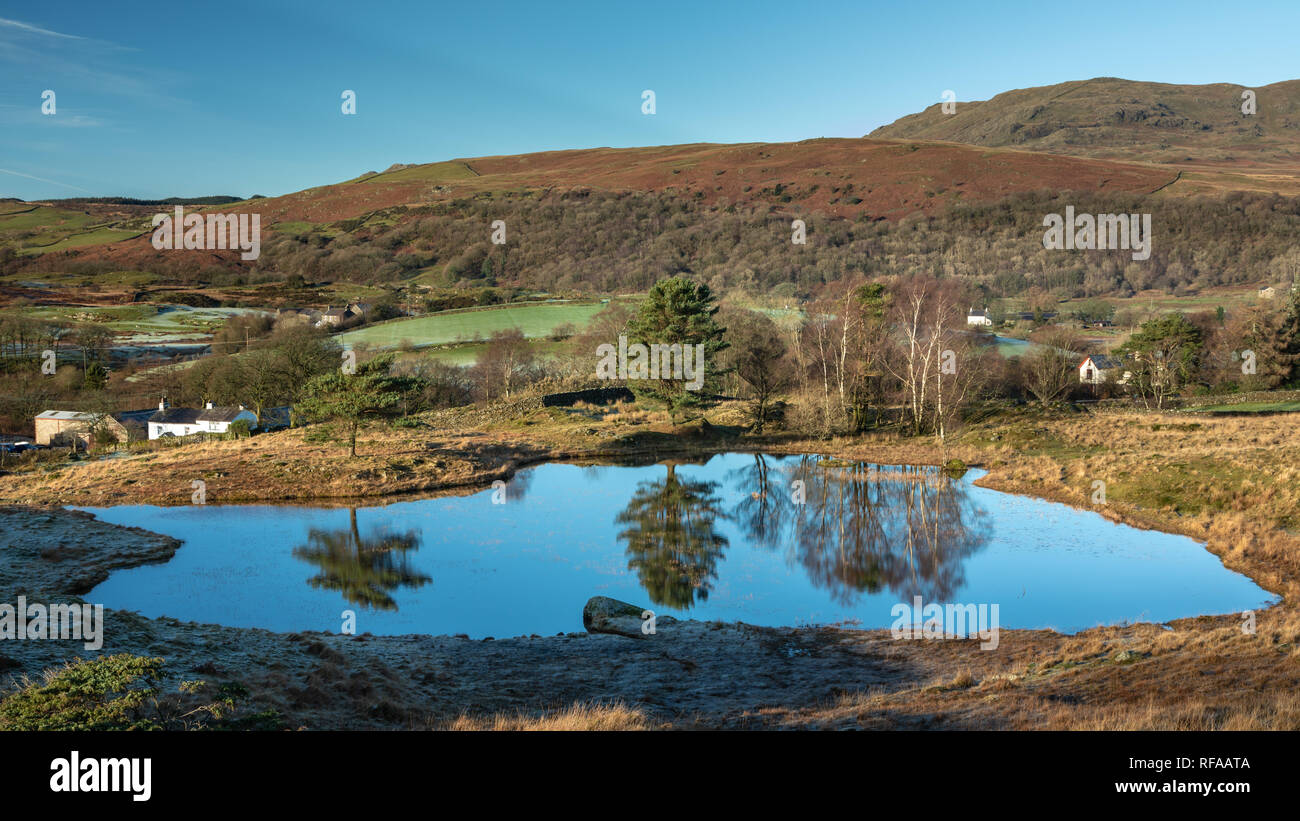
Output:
[2, 0, 1297, 200]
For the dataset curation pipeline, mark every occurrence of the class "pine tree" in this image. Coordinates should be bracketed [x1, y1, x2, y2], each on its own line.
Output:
[296, 354, 404, 457]
[623, 276, 728, 420]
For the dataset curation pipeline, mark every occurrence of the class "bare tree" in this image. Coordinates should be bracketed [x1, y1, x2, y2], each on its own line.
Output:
[726, 311, 790, 432]
[474, 329, 535, 399]
[1022, 329, 1084, 406]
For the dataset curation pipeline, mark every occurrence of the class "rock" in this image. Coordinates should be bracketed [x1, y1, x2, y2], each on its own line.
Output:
[583, 596, 675, 639]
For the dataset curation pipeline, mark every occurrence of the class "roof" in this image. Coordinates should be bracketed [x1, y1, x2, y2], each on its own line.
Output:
[968, 309, 989, 317]
[114, 409, 156, 425]
[150, 408, 203, 425]
[1084, 355, 1123, 370]
[148, 406, 250, 425]
[198, 406, 251, 423]
[35, 410, 99, 422]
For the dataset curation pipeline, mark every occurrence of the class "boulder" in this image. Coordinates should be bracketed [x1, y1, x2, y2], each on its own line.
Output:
[582, 596, 675, 639]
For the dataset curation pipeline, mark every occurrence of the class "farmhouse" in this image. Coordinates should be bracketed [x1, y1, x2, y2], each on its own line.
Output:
[316, 307, 349, 327]
[34, 410, 133, 450]
[147, 400, 258, 439]
[1259, 286, 1278, 299]
[1079, 354, 1127, 385]
[967, 309, 993, 327]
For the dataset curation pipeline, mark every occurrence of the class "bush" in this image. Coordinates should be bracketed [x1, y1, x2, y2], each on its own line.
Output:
[0, 654, 279, 731]
[0, 654, 163, 731]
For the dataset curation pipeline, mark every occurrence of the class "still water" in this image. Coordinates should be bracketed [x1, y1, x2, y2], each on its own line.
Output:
[81, 453, 1273, 637]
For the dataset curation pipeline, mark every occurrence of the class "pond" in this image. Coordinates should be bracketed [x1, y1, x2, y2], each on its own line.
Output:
[80, 454, 1274, 638]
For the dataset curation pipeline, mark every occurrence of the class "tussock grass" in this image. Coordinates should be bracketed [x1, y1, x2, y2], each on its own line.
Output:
[442, 701, 654, 731]
[1055, 693, 1300, 730]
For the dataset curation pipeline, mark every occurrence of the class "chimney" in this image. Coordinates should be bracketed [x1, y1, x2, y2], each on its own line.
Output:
[159, 398, 168, 411]
[205, 401, 214, 410]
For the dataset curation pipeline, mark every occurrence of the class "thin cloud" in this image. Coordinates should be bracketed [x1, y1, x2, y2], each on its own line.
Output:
[0, 17, 87, 41]
[0, 167, 92, 193]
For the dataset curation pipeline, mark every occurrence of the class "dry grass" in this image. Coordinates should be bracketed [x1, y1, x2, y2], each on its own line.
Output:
[442, 701, 654, 731]
[1046, 693, 1300, 730]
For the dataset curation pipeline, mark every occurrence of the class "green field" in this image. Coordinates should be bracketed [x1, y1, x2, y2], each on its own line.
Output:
[405, 339, 567, 367]
[21, 227, 141, 254]
[0, 205, 142, 255]
[337, 301, 606, 350]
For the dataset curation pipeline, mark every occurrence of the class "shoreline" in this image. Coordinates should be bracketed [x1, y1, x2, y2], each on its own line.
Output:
[4, 406, 1299, 729]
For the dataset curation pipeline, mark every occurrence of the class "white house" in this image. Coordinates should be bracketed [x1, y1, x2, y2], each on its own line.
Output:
[147, 400, 258, 439]
[967, 309, 993, 327]
[1079, 355, 1127, 385]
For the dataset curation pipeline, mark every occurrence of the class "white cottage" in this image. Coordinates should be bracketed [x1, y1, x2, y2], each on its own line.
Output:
[967, 309, 993, 327]
[147, 400, 257, 439]
[1079, 355, 1127, 385]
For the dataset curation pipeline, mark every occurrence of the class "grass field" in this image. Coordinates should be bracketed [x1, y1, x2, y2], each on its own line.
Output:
[21, 227, 141, 253]
[1189, 401, 1300, 413]
[338, 301, 605, 349]
[0, 205, 141, 255]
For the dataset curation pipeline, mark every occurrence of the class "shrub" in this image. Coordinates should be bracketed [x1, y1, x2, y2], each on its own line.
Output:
[0, 654, 279, 731]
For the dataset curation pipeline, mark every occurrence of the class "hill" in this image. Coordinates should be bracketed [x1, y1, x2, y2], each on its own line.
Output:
[869, 77, 1300, 194]
[6, 129, 1300, 303]
[1, 137, 1171, 267]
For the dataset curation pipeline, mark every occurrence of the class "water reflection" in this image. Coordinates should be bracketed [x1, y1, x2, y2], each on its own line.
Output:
[82, 453, 1273, 636]
[615, 460, 730, 609]
[775, 457, 989, 604]
[291, 508, 431, 610]
[620, 454, 989, 611]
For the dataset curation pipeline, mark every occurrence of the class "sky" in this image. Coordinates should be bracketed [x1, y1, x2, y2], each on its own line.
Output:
[2, 0, 1298, 200]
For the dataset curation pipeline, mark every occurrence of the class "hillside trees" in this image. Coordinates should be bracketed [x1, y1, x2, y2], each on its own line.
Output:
[79, 188, 1300, 303]
[174, 325, 341, 412]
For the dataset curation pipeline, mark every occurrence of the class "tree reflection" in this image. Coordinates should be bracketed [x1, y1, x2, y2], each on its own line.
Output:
[615, 461, 730, 610]
[730, 456, 988, 604]
[292, 508, 431, 610]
